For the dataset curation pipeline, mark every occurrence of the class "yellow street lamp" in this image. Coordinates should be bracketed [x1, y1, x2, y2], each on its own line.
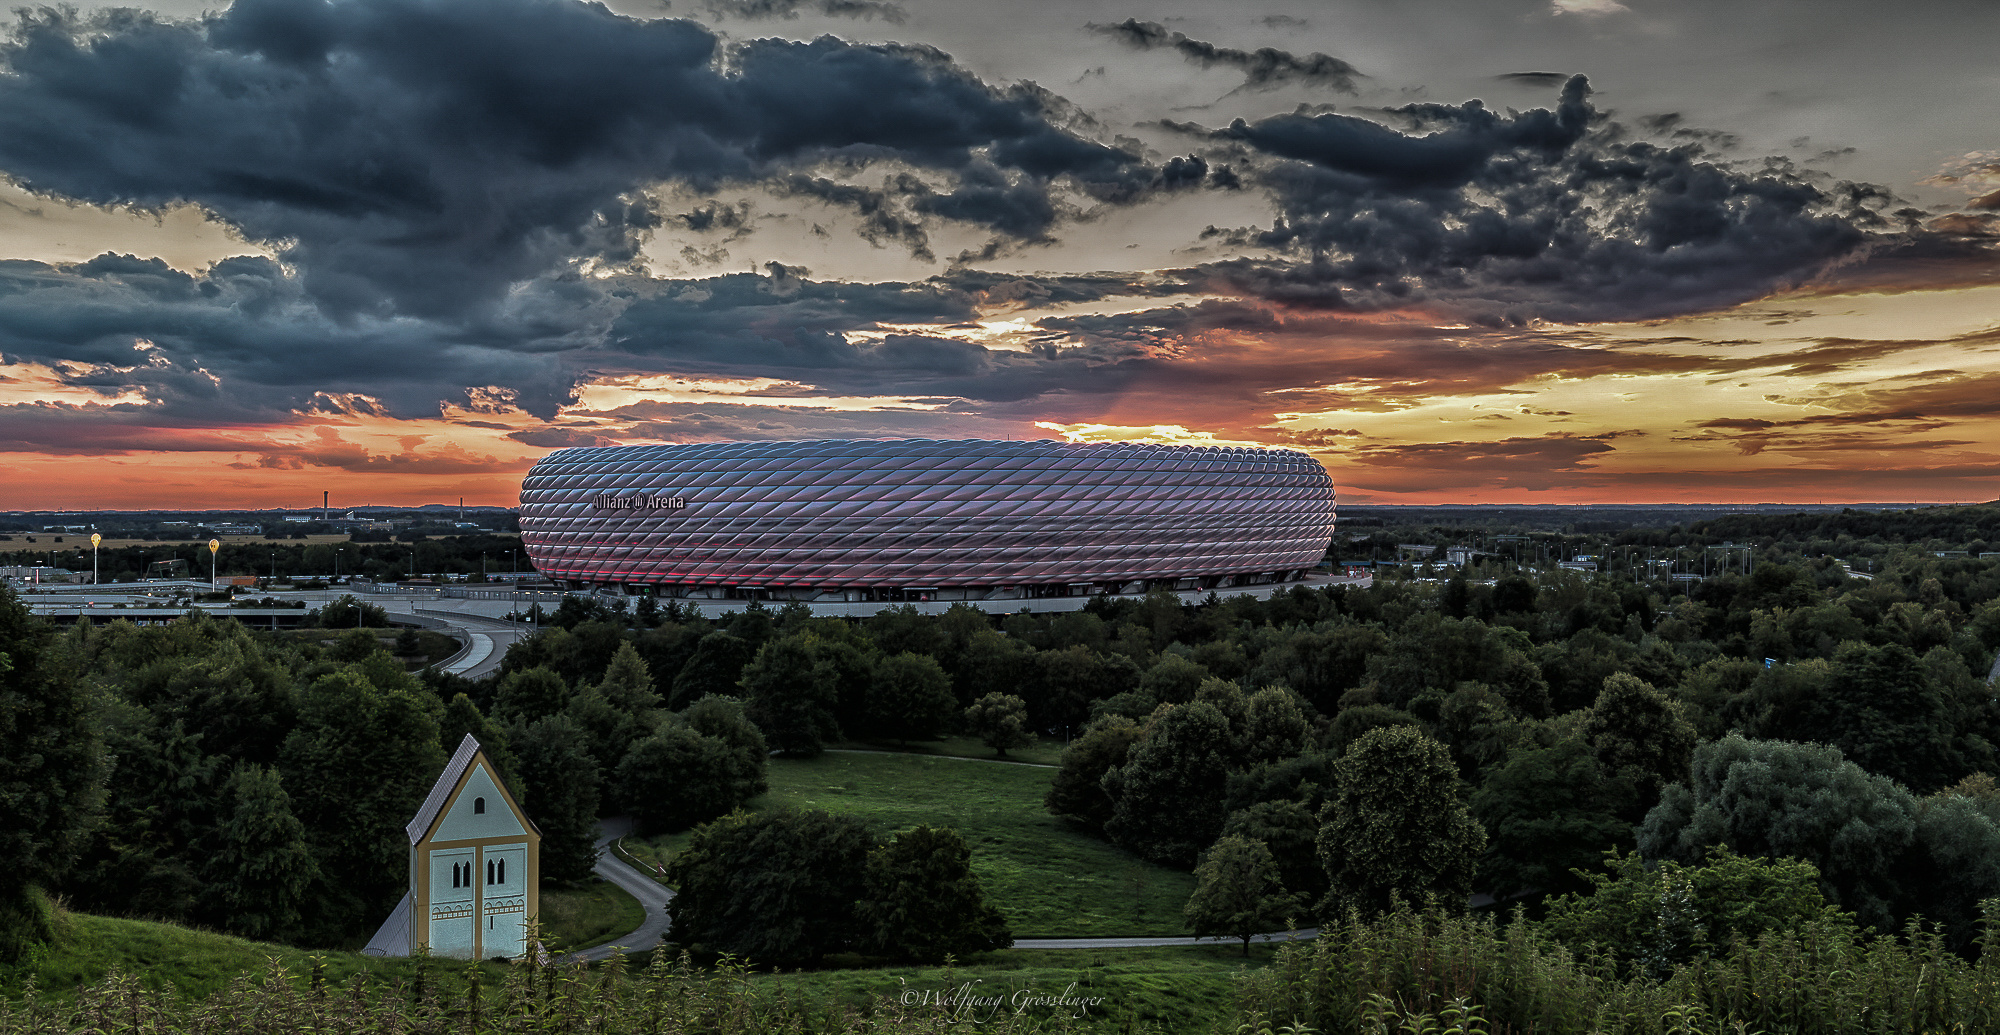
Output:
[90, 532, 101, 586]
[208, 538, 220, 592]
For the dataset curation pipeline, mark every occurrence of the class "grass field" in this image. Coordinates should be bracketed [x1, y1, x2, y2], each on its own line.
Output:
[730, 944, 1273, 1033]
[830, 735, 1065, 767]
[0, 905, 510, 1002]
[630, 751, 1196, 938]
[537, 880, 647, 953]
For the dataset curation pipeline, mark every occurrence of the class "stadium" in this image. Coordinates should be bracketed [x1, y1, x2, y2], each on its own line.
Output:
[518, 439, 1337, 606]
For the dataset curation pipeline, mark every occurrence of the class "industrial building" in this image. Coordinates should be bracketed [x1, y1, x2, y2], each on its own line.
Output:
[518, 439, 1338, 604]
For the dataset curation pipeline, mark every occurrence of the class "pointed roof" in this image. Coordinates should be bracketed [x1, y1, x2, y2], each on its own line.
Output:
[406, 734, 483, 845]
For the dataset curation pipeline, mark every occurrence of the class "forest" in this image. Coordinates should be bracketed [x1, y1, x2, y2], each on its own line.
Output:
[4, 511, 2000, 1028]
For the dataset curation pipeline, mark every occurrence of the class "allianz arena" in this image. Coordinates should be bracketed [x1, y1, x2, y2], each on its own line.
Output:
[518, 439, 1337, 603]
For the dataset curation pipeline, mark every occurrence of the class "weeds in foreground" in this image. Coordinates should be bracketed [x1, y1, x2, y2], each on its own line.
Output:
[6, 904, 2000, 1034]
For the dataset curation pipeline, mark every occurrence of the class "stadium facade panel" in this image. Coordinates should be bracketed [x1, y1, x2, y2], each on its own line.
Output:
[518, 439, 1337, 600]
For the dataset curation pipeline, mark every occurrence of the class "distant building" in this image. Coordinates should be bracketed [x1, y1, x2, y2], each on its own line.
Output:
[520, 439, 1338, 601]
[0, 566, 82, 585]
[364, 735, 539, 959]
[205, 523, 262, 536]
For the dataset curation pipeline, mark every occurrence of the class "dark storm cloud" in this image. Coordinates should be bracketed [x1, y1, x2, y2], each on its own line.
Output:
[699, 0, 907, 23]
[1497, 72, 1573, 87]
[598, 265, 1162, 401]
[1087, 19, 1363, 94]
[576, 400, 1030, 442]
[1175, 75, 1909, 323]
[0, 252, 580, 420]
[0, 0, 1149, 318]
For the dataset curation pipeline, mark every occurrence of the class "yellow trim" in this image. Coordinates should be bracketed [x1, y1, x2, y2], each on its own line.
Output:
[409, 750, 542, 958]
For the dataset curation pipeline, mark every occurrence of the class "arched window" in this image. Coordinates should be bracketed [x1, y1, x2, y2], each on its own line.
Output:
[473, 797, 485, 815]
[450, 863, 459, 889]
[498, 859, 506, 884]
[487, 860, 495, 885]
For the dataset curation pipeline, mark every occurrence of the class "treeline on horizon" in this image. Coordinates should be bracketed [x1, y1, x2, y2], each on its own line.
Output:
[0, 535, 529, 582]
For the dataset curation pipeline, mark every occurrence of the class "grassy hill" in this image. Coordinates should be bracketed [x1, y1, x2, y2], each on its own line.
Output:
[0, 876, 641, 1004]
[0, 905, 511, 1003]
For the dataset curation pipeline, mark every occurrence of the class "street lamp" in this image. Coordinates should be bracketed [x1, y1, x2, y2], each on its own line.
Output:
[334, 547, 342, 582]
[208, 538, 219, 593]
[90, 532, 100, 586]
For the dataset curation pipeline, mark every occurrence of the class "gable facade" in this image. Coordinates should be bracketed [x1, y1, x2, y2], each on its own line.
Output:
[407, 735, 540, 959]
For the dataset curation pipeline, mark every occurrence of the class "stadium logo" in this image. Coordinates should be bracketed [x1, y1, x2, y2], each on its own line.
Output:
[592, 494, 686, 511]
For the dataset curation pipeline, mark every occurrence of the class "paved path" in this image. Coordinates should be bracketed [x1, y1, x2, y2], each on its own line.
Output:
[1014, 929, 1315, 949]
[564, 818, 675, 963]
[418, 611, 537, 680]
[443, 633, 493, 676]
[825, 748, 1055, 769]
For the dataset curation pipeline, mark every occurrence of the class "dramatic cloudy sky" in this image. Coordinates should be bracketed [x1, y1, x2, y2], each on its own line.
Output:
[2, 0, 1996, 507]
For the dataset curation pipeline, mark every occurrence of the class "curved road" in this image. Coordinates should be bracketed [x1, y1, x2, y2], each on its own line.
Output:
[565, 818, 676, 962]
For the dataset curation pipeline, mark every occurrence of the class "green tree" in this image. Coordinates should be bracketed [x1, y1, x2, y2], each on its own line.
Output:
[680, 696, 768, 802]
[1238, 686, 1311, 767]
[1140, 654, 1209, 705]
[1248, 622, 1388, 716]
[0, 587, 107, 960]
[1324, 704, 1420, 756]
[963, 692, 1031, 757]
[512, 714, 602, 882]
[1637, 735, 1916, 932]
[1582, 673, 1697, 822]
[1045, 714, 1141, 833]
[866, 652, 957, 744]
[1543, 847, 1850, 976]
[949, 629, 1036, 707]
[278, 667, 445, 941]
[566, 685, 644, 782]
[1317, 726, 1485, 920]
[665, 808, 874, 962]
[865, 605, 948, 658]
[202, 764, 317, 942]
[1471, 738, 1635, 899]
[1028, 644, 1125, 732]
[1221, 799, 1326, 904]
[856, 825, 1013, 961]
[437, 693, 520, 791]
[616, 724, 739, 833]
[670, 632, 755, 709]
[314, 595, 388, 628]
[596, 640, 663, 718]
[1103, 702, 1233, 867]
[64, 703, 219, 926]
[740, 634, 841, 756]
[1184, 834, 1303, 955]
[494, 666, 571, 726]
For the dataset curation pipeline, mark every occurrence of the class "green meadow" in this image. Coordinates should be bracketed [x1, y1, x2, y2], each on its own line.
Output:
[627, 749, 1198, 938]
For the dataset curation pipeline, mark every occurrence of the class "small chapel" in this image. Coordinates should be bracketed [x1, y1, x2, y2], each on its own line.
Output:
[363, 734, 541, 959]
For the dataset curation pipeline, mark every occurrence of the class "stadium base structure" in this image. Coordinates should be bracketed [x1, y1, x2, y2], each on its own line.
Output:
[519, 438, 1338, 599]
